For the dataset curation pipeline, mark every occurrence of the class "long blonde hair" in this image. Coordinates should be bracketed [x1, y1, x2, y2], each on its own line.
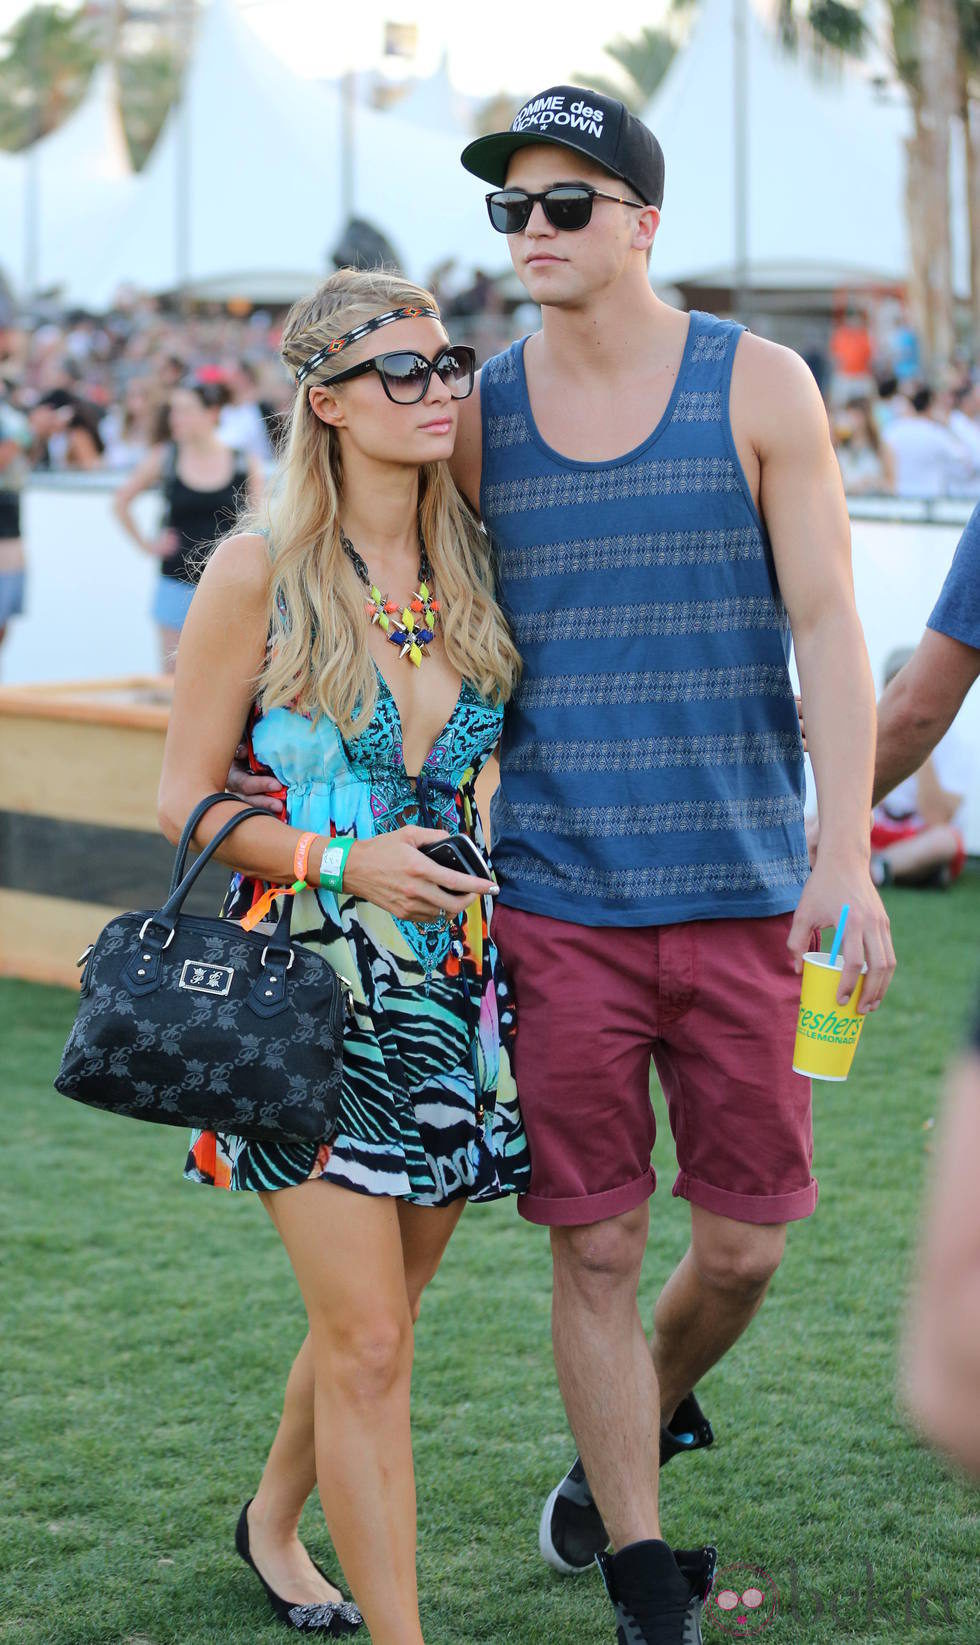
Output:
[247, 267, 521, 735]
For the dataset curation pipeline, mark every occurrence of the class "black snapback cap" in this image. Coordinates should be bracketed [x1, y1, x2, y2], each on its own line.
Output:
[461, 85, 665, 209]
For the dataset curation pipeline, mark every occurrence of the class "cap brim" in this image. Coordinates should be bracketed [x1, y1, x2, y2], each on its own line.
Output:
[460, 130, 610, 188]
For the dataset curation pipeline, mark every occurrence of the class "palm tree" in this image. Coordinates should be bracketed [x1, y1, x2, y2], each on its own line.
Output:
[588, 1, 980, 372]
[0, 3, 187, 170]
[575, 26, 678, 110]
[764, 1, 979, 370]
[954, 2, 980, 356]
[0, 5, 96, 150]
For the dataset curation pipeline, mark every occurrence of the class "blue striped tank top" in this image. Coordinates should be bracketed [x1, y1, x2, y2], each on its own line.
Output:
[481, 309, 809, 928]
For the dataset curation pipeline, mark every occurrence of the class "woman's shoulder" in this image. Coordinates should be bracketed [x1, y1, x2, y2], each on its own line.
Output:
[198, 531, 271, 602]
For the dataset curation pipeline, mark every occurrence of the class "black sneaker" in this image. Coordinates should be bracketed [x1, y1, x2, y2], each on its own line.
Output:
[596, 1539, 717, 1645]
[538, 1392, 714, 1575]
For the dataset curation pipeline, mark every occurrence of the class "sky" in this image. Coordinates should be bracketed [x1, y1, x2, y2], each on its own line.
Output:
[0, 0, 682, 98]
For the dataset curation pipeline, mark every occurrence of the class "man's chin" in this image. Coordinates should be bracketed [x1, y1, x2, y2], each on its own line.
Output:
[521, 263, 580, 304]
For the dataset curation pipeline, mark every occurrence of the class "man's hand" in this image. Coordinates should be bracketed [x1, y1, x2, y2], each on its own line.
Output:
[226, 741, 286, 816]
[787, 854, 895, 1012]
[804, 811, 820, 868]
[795, 693, 807, 753]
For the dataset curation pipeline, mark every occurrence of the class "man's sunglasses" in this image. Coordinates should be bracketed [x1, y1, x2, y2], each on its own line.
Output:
[485, 185, 646, 235]
[317, 343, 476, 405]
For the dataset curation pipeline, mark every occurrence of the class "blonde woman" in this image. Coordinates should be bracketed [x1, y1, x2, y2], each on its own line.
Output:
[158, 269, 529, 1644]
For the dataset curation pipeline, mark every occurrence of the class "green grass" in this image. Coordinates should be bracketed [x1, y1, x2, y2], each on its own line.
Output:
[2, 877, 979, 1645]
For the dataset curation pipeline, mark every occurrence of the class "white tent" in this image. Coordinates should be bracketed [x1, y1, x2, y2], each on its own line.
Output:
[0, 64, 135, 299]
[0, 148, 25, 294]
[643, 0, 926, 293]
[65, 0, 490, 308]
[389, 55, 478, 139]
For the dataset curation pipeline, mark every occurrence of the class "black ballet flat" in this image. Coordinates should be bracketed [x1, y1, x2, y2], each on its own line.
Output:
[235, 1499, 363, 1635]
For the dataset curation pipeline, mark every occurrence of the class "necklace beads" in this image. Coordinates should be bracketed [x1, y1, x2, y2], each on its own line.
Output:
[340, 528, 440, 668]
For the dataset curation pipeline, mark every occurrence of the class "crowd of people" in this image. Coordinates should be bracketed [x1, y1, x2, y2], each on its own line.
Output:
[0, 271, 526, 665]
[3, 287, 980, 502]
[825, 306, 980, 499]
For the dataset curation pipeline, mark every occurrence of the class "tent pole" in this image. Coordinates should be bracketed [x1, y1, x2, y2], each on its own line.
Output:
[341, 70, 356, 225]
[733, 0, 750, 325]
[24, 7, 41, 302]
[174, 0, 192, 313]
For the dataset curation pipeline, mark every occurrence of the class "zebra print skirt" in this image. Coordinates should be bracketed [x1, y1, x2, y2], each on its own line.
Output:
[184, 877, 531, 1205]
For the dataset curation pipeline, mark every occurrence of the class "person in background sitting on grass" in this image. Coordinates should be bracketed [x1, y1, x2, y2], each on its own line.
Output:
[869, 646, 970, 889]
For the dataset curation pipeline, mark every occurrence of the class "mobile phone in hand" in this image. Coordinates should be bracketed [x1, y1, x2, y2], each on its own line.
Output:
[420, 834, 493, 882]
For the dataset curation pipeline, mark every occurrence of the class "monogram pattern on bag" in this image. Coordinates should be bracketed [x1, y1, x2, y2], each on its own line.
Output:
[56, 912, 345, 1144]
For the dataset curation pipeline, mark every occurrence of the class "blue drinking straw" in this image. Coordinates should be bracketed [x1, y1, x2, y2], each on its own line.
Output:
[828, 904, 850, 967]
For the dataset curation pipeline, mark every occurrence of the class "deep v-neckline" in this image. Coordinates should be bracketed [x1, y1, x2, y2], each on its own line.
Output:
[372, 663, 467, 780]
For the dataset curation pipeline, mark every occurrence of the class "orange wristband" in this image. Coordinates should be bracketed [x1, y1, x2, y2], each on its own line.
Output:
[293, 831, 317, 884]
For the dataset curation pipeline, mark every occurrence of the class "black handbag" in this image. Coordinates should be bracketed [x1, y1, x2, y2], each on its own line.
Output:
[55, 793, 353, 1145]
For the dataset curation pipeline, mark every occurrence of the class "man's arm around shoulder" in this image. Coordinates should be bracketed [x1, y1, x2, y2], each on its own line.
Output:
[450, 370, 483, 516]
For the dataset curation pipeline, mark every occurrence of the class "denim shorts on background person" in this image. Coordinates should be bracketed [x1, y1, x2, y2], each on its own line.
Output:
[0, 570, 25, 627]
[151, 574, 196, 630]
[491, 905, 820, 1228]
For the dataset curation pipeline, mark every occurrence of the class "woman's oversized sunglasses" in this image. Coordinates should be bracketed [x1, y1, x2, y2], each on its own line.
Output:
[485, 184, 646, 235]
[316, 343, 476, 405]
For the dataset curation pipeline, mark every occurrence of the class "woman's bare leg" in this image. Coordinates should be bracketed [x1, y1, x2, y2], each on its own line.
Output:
[399, 1199, 466, 1321]
[262, 1179, 425, 1645]
[246, 1198, 465, 1605]
[245, 1335, 337, 1605]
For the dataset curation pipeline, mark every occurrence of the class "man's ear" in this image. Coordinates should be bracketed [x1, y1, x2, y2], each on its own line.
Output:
[308, 386, 345, 429]
[635, 204, 660, 256]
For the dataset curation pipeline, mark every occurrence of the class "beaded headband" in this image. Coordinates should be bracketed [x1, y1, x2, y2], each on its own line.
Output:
[294, 305, 441, 386]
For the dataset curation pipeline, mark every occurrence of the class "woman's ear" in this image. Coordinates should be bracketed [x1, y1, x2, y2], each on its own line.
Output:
[308, 386, 345, 429]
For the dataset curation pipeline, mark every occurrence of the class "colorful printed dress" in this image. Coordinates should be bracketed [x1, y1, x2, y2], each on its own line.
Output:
[184, 667, 531, 1203]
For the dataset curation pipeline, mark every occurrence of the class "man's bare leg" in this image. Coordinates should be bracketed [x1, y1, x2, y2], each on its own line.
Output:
[652, 1206, 787, 1425]
[551, 1203, 662, 1549]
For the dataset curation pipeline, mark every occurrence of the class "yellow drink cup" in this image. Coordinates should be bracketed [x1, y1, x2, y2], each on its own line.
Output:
[793, 952, 867, 1081]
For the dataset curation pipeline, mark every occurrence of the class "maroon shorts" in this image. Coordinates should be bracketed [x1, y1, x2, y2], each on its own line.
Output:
[491, 905, 818, 1229]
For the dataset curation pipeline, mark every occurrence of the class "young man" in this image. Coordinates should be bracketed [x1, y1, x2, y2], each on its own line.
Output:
[453, 87, 894, 1643]
[230, 86, 895, 1645]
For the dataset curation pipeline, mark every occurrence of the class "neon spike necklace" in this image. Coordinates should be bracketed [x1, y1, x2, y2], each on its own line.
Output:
[340, 527, 440, 669]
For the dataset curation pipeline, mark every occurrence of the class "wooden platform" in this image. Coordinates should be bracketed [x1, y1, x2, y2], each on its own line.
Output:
[0, 677, 221, 989]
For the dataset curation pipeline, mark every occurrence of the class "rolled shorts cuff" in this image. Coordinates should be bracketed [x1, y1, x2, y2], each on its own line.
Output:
[673, 1169, 819, 1225]
[518, 1166, 656, 1227]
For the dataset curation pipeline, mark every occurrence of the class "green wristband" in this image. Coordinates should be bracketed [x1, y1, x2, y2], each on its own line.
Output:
[317, 836, 354, 894]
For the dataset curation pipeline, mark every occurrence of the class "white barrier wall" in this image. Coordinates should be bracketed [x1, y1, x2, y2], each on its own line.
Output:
[5, 483, 979, 850]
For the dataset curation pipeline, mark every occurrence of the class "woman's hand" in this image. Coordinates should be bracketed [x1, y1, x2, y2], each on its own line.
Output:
[342, 828, 497, 923]
[146, 527, 179, 560]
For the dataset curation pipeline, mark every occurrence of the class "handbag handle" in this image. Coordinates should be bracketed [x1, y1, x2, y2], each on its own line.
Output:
[169, 790, 248, 894]
[145, 801, 295, 954]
